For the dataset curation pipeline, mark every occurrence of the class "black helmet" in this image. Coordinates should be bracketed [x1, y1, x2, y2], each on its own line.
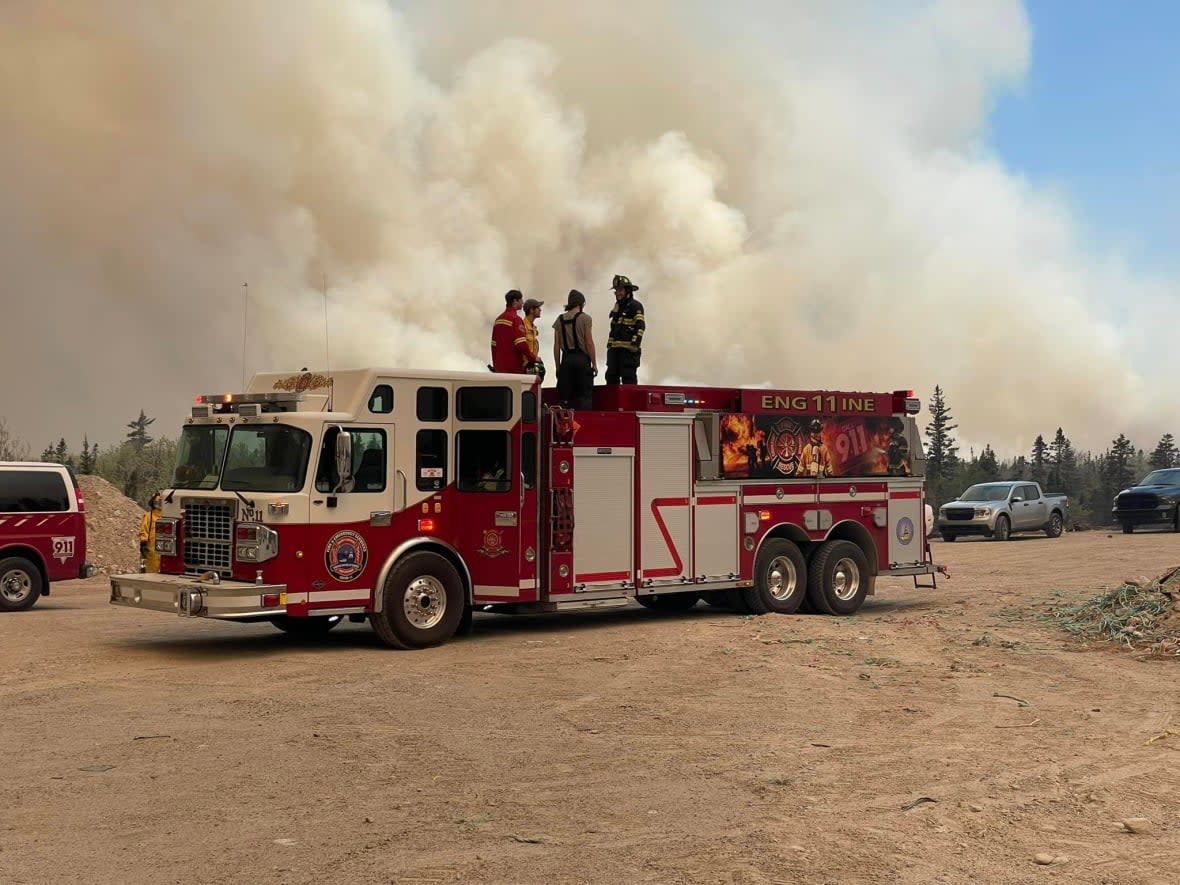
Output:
[611, 274, 638, 292]
[808, 419, 823, 434]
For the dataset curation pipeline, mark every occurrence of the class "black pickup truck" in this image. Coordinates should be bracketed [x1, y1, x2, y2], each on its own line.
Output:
[1112, 468, 1180, 533]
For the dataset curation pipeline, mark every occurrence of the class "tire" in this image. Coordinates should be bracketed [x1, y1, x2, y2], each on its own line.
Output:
[0, 556, 43, 612]
[992, 515, 1011, 542]
[370, 551, 465, 649]
[636, 592, 699, 611]
[806, 540, 870, 616]
[1174, 510, 1180, 533]
[744, 538, 807, 614]
[940, 532, 956, 542]
[1044, 512, 1063, 539]
[269, 615, 342, 637]
[1122, 522, 1134, 535]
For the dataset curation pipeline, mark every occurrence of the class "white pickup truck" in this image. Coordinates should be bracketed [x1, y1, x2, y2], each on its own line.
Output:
[936, 481, 1068, 542]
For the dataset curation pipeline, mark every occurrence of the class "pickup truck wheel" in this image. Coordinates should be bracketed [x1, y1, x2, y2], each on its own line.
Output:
[269, 615, 342, 637]
[1174, 510, 1180, 533]
[636, 592, 699, 611]
[992, 515, 1011, 542]
[745, 538, 807, 614]
[1044, 512, 1063, 538]
[1122, 523, 1134, 535]
[371, 551, 465, 649]
[0, 556, 42, 612]
[806, 540, 870, 616]
[940, 532, 956, 542]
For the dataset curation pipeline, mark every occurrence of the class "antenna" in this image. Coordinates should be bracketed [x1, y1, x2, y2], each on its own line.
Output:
[241, 282, 249, 390]
[321, 272, 333, 410]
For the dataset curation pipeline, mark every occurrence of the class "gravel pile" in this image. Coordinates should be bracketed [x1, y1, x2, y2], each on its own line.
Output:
[79, 475, 145, 576]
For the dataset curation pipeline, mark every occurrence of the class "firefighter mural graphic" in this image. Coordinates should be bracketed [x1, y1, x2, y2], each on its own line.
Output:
[721, 414, 912, 479]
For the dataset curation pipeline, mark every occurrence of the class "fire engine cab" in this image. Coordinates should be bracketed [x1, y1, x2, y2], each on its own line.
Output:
[110, 368, 936, 649]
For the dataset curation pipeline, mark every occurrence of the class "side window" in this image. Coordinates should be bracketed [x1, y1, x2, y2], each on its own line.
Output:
[416, 429, 448, 491]
[417, 387, 448, 422]
[1023, 484, 1040, 500]
[523, 390, 537, 424]
[457, 430, 512, 492]
[457, 387, 513, 422]
[316, 429, 387, 493]
[368, 384, 394, 414]
[522, 431, 537, 490]
[0, 470, 68, 513]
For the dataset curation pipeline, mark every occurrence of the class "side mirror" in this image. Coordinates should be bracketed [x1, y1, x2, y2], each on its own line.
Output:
[333, 427, 353, 493]
[1011, 494, 1023, 503]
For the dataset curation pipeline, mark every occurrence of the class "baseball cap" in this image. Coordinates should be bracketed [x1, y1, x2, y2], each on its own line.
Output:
[523, 298, 544, 311]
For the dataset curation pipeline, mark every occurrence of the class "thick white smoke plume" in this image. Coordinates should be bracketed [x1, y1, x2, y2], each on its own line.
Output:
[1, 0, 1176, 455]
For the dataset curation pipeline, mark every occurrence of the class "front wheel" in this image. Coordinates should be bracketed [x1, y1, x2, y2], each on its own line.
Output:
[806, 541, 871, 616]
[940, 532, 956, 542]
[1044, 512, 1063, 538]
[370, 551, 465, 649]
[1122, 522, 1134, 535]
[269, 615, 342, 637]
[0, 556, 43, 612]
[992, 515, 1011, 542]
[744, 538, 807, 614]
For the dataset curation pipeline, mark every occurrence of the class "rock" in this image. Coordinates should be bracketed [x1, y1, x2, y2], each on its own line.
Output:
[1033, 853, 1055, 865]
[1121, 817, 1153, 834]
[968, 804, 984, 813]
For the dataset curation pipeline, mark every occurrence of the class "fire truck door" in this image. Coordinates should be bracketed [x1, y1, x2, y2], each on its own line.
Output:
[886, 479, 925, 567]
[639, 416, 694, 587]
[453, 385, 527, 602]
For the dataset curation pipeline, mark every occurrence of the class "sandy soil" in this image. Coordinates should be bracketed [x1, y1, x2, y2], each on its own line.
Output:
[2, 532, 1178, 884]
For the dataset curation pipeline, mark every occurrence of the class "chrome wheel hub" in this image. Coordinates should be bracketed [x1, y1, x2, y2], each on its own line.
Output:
[1, 569, 32, 603]
[403, 576, 446, 629]
[831, 558, 861, 602]
[767, 556, 798, 601]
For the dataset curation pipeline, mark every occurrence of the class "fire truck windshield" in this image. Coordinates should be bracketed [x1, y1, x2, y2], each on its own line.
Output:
[220, 425, 312, 493]
[172, 426, 229, 489]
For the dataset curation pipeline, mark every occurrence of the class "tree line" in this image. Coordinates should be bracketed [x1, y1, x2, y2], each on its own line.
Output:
[922, 385, 1174, 527]
[0, 411, 176, 508]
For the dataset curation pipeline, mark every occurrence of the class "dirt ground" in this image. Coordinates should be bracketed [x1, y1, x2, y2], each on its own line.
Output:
[2, 532, 1178, 885]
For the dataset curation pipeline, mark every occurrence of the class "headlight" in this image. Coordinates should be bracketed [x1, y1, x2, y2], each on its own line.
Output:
[974, 507, 991, 518]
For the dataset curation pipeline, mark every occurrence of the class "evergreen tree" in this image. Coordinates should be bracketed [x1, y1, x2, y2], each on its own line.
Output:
[1148, 433, 1178, 470]
[1008, 455, 1028, 481]
[1047, 428, 1077, 494]
[1030, 434, 1048, 486]
[924, 385, 960, 504]
[126, 410, 155, 450]
[978, 444, 999, 479]
[40, 444, 56, 462]
[1106, 434, 1137, 495]
[78, 435, 93, 474]
[54, 438, 72, 468]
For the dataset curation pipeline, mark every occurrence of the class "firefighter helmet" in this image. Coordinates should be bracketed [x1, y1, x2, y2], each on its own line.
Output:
[611, 274, 638, 292]
[808, 419, 823, 435]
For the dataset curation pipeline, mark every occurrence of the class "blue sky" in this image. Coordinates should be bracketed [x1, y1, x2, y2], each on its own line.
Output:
[990, 0, 1179, 272]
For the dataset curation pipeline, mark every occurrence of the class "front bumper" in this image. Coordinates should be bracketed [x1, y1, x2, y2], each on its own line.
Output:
[109, 573, 288, 620]
[937, 516, 995, 537]
[1112, 507, 1175, 527]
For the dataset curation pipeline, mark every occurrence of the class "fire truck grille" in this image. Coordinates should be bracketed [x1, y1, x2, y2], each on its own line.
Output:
[943, 508, 975, 521]
[183, 499, 235, 574]
[1116, 493, 1157, 511]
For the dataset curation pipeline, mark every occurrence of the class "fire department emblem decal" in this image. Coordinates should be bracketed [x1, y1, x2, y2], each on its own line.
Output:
[476, 529, 509, 558]
[325, 530, 368, 581]
[896, 517, 914, 546]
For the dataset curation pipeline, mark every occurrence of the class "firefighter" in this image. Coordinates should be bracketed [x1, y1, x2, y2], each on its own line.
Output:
[138, 490, 162, 573]
[490, 290, 532, 373]
[606, 274, 645, 385]
[800, 419, 833, 478]
[522, 297, 546, 381]
[551, 288, 597, 409]
[887, 417, 912, 476]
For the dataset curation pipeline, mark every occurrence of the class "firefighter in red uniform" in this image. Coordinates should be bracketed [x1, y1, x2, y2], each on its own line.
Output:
[490, 290, 533, 374]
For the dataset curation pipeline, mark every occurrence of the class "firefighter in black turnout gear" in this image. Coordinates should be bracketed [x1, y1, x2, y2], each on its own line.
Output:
[606, 274, 645, 385]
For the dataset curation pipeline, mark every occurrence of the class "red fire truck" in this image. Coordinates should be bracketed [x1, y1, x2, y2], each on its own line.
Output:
[109, 369, 937, 648]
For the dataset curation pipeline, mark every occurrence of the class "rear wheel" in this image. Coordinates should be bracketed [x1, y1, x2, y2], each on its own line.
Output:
[370, 551, 465, 649]
[940, 532, 956, 542]
[1044, 512, 1063, 538]
[1122, 522, 1134, 535]
[269, 615, 342, 637]
[636, 592, 699, 611]
[0, 557, 42, 612]
[992, 515, 1011, 542]
[806, 541, 871, 616]
[744, 538, 807, 614]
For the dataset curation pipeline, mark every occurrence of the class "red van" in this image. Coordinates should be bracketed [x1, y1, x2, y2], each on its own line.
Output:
[0, 462, 95, 611]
